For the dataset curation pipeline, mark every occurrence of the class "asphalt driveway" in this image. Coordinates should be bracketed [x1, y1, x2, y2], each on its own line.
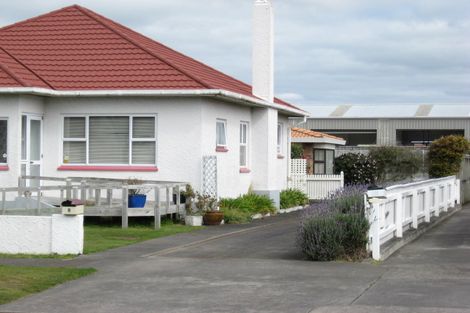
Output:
[1, 207, 470, 313]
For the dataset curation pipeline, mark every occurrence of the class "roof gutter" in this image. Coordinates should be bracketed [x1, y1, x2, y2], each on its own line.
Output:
[0, 87, 306, 117]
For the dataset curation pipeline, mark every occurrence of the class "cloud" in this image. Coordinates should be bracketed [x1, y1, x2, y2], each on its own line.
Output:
[1, 0, 468, 108]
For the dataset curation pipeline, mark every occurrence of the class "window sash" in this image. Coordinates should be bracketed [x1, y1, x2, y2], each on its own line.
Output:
[0, 119, 7, 164]
[277, 123, 283, 153]
[240, 122, 248, 167]
[62, 115, 157, 165]
[216, 119, 227, 147]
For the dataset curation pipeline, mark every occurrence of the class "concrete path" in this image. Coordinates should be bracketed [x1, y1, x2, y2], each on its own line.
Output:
[1, 206, 470, 313]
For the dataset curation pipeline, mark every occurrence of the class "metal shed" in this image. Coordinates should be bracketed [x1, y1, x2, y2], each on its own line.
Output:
[301, 104, 470, 147]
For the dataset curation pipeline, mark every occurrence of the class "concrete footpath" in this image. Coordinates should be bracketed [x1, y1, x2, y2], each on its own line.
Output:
[1, 206, 470, 313]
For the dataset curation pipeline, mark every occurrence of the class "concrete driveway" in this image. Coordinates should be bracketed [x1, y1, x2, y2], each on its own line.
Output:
[1, 206, 470, 313]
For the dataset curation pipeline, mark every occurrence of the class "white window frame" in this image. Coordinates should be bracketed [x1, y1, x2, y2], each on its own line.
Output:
[0, 118, 7, 165]
[239, 121, 249, 168]
[277, 122, 283, 154]
[216, 119, 227, 148]
[61, 114, 158, 166]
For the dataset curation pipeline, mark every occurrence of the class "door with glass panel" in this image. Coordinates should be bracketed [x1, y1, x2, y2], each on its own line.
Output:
[21, 115, 43, 186]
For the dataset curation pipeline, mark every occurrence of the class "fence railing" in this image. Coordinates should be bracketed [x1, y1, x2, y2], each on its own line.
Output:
[366, 176, 460, 260]
[1, 176, 188, 229]
[289, 159, 344, 200]
[305, 173, 344, 200]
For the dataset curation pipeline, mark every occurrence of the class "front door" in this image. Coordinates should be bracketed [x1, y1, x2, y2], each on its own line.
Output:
[21, 115, 43, 186]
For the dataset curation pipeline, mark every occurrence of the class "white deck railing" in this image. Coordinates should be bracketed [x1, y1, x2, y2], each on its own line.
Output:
[367, 176, 460, 260]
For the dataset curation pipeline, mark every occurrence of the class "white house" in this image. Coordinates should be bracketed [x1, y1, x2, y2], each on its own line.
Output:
[0, 2, 305, 206]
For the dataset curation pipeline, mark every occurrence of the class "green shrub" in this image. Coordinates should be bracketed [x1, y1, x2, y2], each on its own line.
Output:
[219, 193, 276, 224]
[220, 208, 252, 224]
[298, 215, 344, 261]
[291, 143, 303, 159]
[337, 213, 369, 258]
[334, 153, 377, 185]
[369, 146, 423, 183]
[298, 185, 370, 261]
[429, 135, 470, 178]
[280, 189, 309, 209]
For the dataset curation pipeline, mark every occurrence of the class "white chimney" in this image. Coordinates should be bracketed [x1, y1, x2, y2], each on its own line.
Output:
[252, 0, 274, 103]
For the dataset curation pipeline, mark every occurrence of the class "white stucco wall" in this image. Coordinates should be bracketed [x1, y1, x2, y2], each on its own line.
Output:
[0, 94, 292, 201]
[201, 99, 253, 198]
[0, 214, 83, 255]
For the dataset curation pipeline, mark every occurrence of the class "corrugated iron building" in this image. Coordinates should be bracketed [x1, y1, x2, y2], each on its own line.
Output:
[301, 104, 470, 147]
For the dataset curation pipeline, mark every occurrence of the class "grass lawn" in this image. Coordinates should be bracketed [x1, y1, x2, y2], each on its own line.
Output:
[83, 221, 203, 254]
[0, 265, 95, 305]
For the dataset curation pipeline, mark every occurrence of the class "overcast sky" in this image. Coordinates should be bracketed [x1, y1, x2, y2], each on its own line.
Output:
[1, 0, 469, 110]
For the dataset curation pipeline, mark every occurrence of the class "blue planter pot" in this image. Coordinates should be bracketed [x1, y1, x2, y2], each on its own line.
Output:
[128, 194, 147, 208]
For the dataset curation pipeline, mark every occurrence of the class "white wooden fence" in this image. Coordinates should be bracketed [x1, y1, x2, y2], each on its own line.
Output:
[289, 159, 344, 200]
[366, 176, 460, 260]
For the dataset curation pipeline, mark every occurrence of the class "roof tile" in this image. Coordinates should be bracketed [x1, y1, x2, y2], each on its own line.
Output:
[0, 5, 299, 110]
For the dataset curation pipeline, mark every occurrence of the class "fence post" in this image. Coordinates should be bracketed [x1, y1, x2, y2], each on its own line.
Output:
[395, 195, 403, 238]
[456, 179, 461, 205]
[17, 176, 23, 197]
[368, 199, 381, 261]
[424, 188, 431, 223]
[154, 187, 161, 230]
[65, 179, 72, 200]
[412, 191, 419, 229]
[36, 188, 42, 216]
[107, 189, 113, 208]
[175, 185, 181, 218]
[121, 186, 128, 229]
[442, 184, 449, 213]
[340, 171, 344, 187]
[80, 180, 87, 203]
[166, 186, 170, 216]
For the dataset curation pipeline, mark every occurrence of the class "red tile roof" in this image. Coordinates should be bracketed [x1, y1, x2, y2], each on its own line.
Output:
[291, 128, 345, 141]
[0, 5, 299, 110]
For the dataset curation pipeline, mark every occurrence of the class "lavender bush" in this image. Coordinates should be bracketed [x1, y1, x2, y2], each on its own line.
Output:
[298, 184, 370, 261]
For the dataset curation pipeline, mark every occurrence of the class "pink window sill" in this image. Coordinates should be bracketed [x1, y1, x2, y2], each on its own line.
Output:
[216, 146, 229, 153]
[0, 165, 9, 171]
[58, 165, 158, 172]
[277, 154, 285, 159]
[239, 168, 251, 174]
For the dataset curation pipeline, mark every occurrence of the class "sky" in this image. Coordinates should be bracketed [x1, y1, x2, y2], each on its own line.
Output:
[0, 0, 469, 111]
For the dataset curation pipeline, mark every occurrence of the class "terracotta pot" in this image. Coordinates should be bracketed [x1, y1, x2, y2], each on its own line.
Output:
[203, 211, 224, 225]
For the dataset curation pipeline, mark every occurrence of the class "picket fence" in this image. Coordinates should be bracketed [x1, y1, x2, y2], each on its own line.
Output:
[289, 159, 344, 200]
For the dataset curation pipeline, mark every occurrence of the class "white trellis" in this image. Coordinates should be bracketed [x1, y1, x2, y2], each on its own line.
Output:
[289, 159, 307, 191]
[202, 155, 218, 198]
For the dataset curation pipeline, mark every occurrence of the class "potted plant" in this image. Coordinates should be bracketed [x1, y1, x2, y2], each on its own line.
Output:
[196, 193, 223, 226]
[183, 184, 202, 226]
[127, 178, 149, 208]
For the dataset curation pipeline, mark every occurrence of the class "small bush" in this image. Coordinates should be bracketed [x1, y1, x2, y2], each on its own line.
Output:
[219, 193, 276, 224]
[298, 215, 344, 261]
[369, 146, 423, 183]
[298, 185, 370, 261]
[221, 208, 252, 224]
[280, 189, 309, 209]
[429, 135, 470, 178]
[334, 153, 377, 185]
[291, 143, 303, 159]
[337, 213, 369, 258]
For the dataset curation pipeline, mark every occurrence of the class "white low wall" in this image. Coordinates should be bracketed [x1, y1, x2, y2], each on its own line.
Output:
[0, 214, 84, 255]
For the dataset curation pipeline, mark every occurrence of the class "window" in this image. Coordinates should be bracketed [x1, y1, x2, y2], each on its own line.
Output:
[277, 123, 283, 154]
[240, 122, 248, 167]
[63, 115, 156, 165]
[216, 119, 227, 147]
[0, 119, 7, 164]
[313, 149, 335, 174]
